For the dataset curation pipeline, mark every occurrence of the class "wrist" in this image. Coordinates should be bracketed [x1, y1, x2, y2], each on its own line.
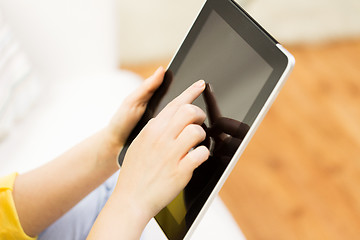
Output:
[113, 173, 155, 221]
[110, 187, 153, 230]
[94, 128, 122, 172]
[88, 184, 152, 239]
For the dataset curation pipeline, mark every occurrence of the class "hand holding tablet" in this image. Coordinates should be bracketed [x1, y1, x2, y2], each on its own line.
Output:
[118, 0, 295, 239]
[90, 79, 211, 240]
[116, 79, 209, 224]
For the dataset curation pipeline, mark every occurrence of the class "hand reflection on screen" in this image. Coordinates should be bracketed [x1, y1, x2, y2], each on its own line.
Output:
[202, 83, 250, 162]
[184, 83, 250, 224]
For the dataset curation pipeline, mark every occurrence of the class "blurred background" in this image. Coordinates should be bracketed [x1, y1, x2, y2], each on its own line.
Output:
[1, 0, 360, 239]
[117, 0, 360, 64]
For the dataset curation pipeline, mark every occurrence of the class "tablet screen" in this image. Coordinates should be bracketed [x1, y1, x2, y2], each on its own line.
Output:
[157, 10, 273, 125]
[154, 10, 273, 239]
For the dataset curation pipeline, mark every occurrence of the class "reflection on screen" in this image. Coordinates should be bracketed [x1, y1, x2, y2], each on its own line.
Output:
[154, 10, 273, 239]
[157, 11, 273, 124]
[155, 9, 273, 238]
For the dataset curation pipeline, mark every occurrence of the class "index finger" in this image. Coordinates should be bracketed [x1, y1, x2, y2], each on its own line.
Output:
[173, 80, 206, 106]
[157, 79, 206, 119]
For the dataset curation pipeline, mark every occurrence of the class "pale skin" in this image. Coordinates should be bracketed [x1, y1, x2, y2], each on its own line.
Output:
[12, 66, 210, 239]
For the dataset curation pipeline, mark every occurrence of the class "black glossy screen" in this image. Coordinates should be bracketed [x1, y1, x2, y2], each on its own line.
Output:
[154, 10, 272, 239]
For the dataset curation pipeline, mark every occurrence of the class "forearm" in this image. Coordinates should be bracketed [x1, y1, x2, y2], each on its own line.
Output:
[13, 128, 121, 237]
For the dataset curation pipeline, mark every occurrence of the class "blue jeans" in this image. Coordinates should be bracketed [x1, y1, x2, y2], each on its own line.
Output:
[38, 171, 119, 240]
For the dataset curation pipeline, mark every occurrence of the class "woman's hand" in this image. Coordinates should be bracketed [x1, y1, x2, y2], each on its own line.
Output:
[119, 79, 210, 218]
[88, 80, 210, 240]
[99, 67, 165, 170]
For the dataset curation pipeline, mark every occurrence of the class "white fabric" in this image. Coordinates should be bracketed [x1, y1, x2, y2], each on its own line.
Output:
[0, 71, 141, 174]
[0, 0, 118, 81]
[0, 0, 118, 140]
[0, 11, 41, 140]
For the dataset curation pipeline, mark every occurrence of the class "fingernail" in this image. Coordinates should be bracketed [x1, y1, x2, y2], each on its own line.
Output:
[195, 80, 205, 88]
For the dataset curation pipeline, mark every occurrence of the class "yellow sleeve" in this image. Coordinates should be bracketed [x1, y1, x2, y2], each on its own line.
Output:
[0, 173, 37, 240]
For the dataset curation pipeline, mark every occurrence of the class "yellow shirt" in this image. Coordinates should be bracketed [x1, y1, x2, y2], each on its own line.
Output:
[0, 173, 36, 240]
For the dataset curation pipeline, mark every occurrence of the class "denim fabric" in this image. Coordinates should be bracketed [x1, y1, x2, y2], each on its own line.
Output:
[38, 171, 119, 240]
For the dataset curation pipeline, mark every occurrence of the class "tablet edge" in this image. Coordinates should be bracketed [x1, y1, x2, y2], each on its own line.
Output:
[183, 43, 295, 240]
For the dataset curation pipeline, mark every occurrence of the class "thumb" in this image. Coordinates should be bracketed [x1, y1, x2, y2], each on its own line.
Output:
[130, 66, 165, 105]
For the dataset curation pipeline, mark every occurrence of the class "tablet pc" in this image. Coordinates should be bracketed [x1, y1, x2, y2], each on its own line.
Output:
[118, 0, 294, 239]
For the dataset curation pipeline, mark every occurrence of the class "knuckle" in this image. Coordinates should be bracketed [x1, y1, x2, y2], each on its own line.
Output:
[180, 104, 197, 117]
[188, 124, 206, 140]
